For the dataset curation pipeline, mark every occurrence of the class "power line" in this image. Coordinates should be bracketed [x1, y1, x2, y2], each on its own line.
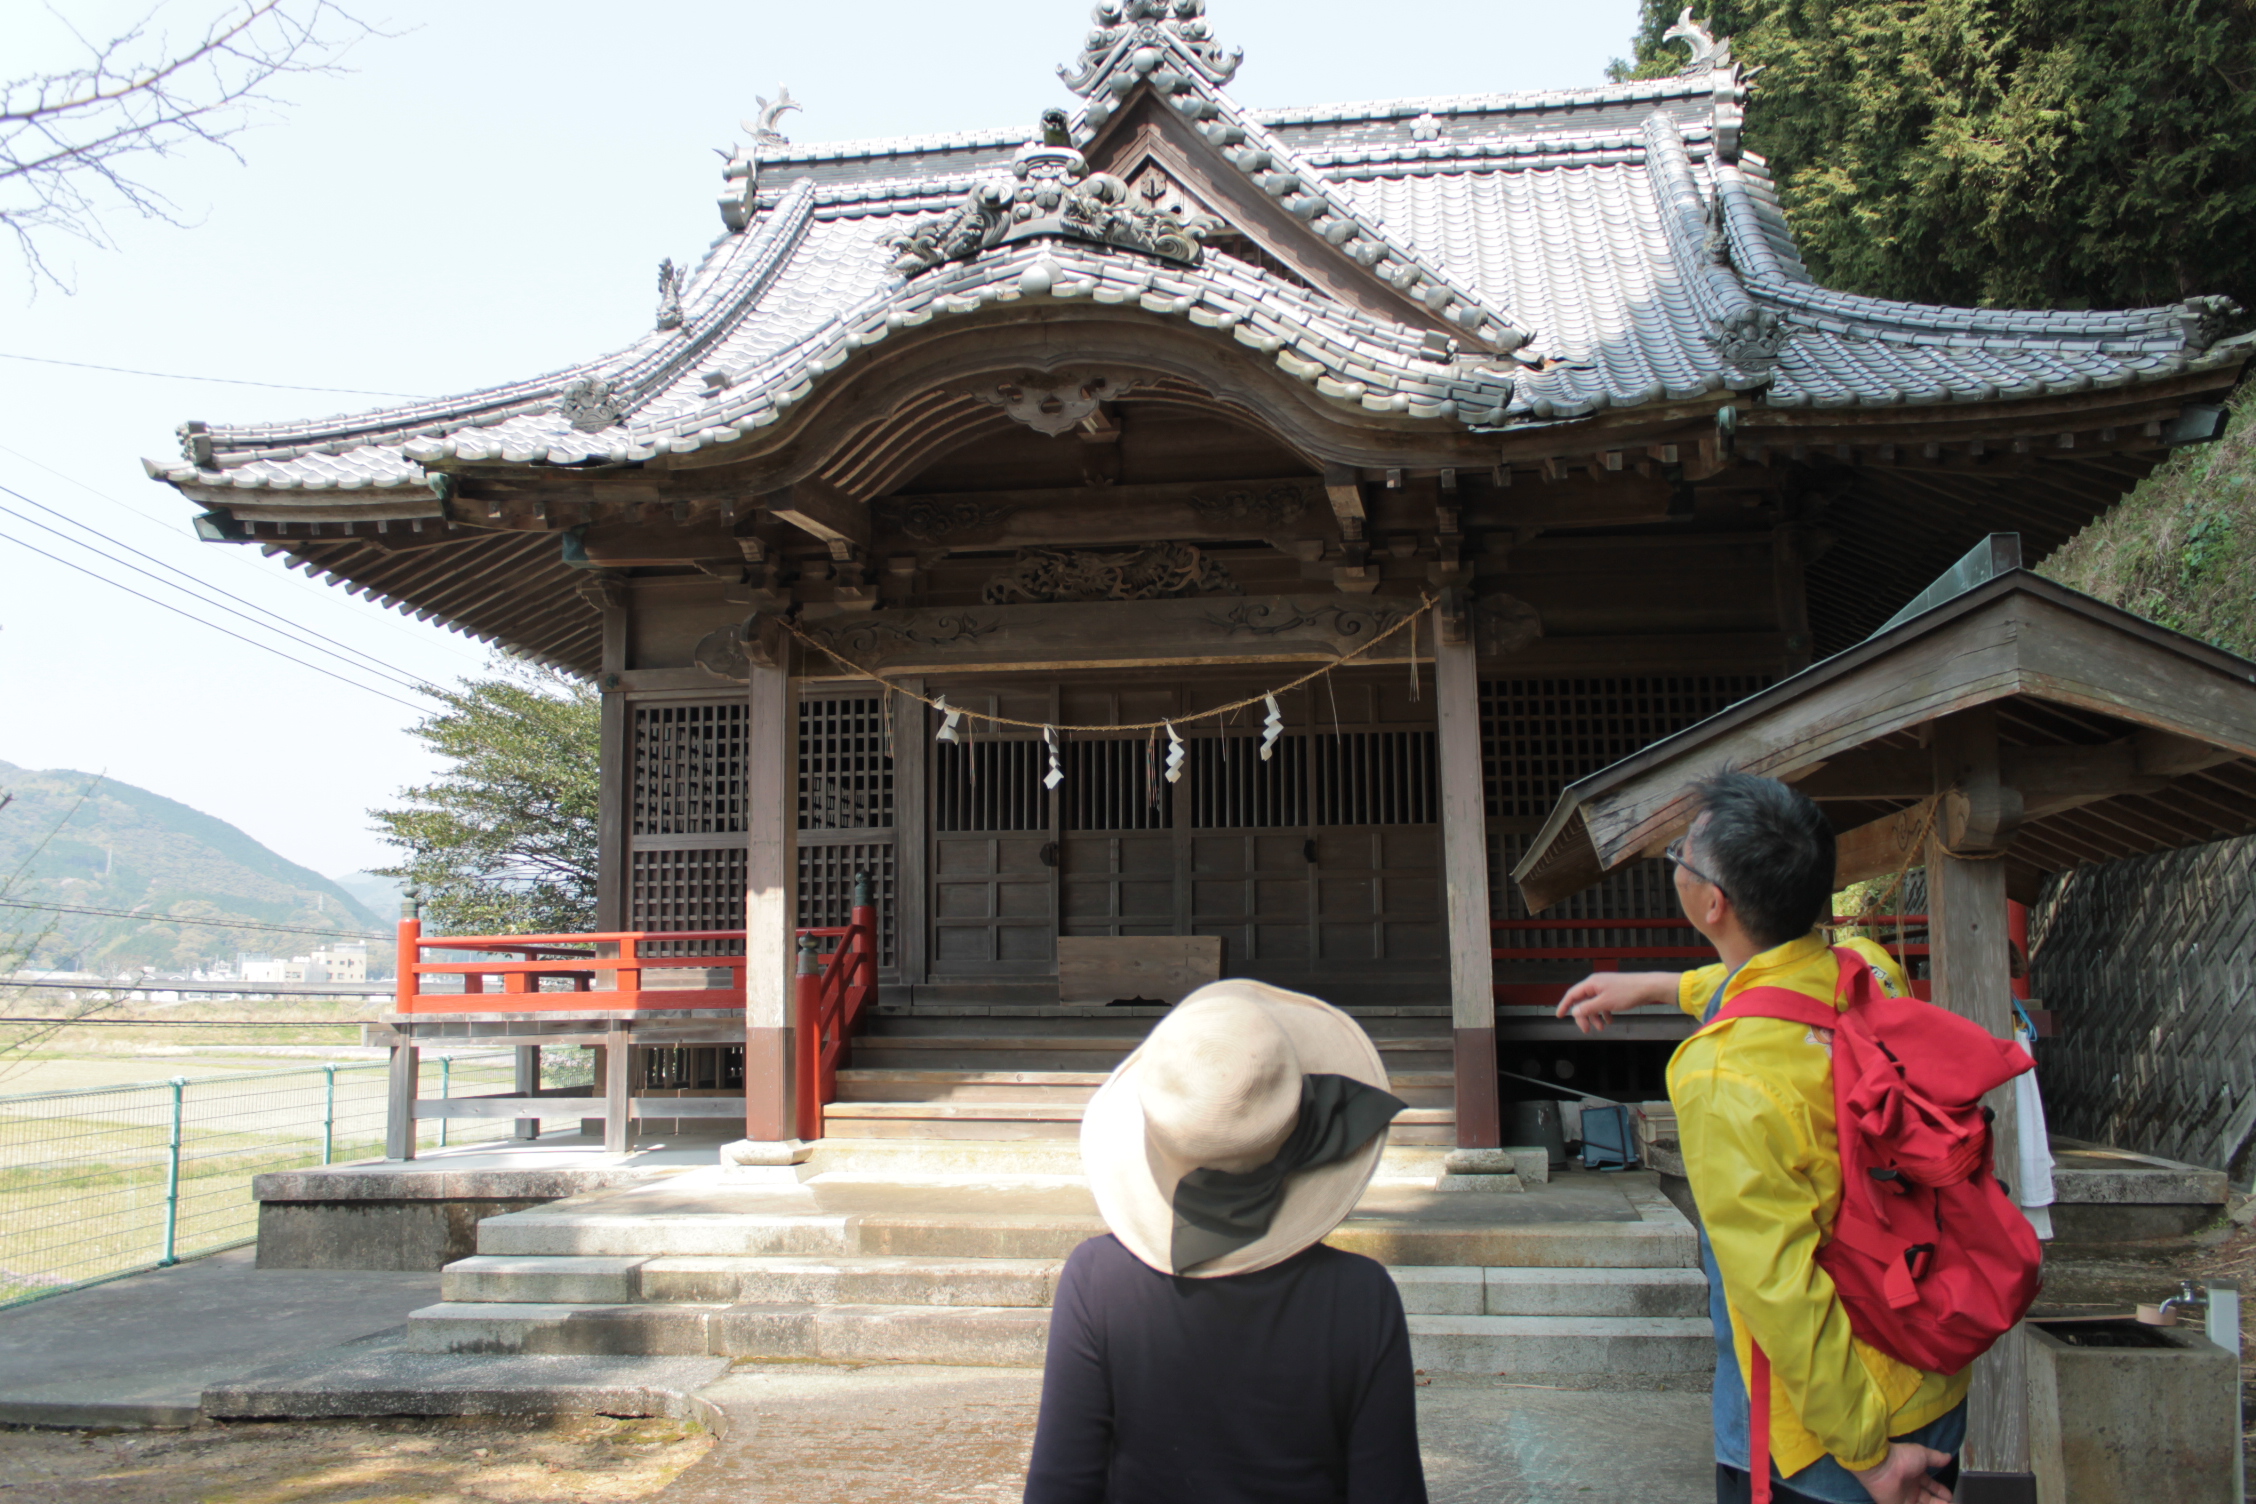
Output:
[0, 441, 488, 669]
[0, 524, 430, 711]
[0, 350, 431, 399]
[0, 484, 445, 697]
[0, 898, 388, 941]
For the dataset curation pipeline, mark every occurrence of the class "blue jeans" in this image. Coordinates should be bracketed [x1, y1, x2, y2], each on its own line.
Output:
[1701, 1230, 1965, 1504]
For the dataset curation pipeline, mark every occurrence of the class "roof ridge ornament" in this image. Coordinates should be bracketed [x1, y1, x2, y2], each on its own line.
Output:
[716, 84, 801, 233]
[887, 110, 1214, 277]
[1663, 8, 1732, 74]
[1061, 0, 1241, 102]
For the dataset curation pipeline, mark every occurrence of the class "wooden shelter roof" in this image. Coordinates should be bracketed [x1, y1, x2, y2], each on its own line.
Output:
[1512, 547, 2256, 912]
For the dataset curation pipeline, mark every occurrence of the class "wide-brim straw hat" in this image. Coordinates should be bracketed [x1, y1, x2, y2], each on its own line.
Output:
[1081, 978, 1392, 1278]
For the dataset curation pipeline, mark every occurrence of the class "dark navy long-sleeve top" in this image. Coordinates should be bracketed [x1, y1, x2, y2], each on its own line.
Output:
[1023, 1234, 1428, 1504]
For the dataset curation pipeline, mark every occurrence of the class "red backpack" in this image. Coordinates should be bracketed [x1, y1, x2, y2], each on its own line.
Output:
[1715, 947, 2043, 1497]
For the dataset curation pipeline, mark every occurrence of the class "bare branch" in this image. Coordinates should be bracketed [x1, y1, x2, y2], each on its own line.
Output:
[1, 1, 388, 292]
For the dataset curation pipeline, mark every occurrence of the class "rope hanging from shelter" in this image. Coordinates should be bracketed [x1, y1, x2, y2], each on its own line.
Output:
[775, 592, 1442, 736]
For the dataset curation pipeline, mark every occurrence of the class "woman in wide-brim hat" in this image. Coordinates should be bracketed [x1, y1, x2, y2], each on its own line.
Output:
[1022, 979, 1429, 1504]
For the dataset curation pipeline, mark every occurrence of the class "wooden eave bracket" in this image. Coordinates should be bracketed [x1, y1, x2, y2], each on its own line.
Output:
[764, 479, 869, 553]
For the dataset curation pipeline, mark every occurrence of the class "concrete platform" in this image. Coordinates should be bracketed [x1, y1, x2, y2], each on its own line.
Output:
[202, 1329, 729, 1422]
[250, 1134, 719, 1270]
[404, 1167, 1709, 1375]
[0, 1247, 438, 1428]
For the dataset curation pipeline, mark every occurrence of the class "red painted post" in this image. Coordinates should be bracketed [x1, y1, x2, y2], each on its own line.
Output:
[793, 933, 822, 1142]
[395, 910, 420, 1015]
[850, 870, 876, 1024]
[2007, 899, 2032, 1002]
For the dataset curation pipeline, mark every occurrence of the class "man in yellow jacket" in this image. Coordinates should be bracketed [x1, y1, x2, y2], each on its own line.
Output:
[1556, 772, 1963, 1504]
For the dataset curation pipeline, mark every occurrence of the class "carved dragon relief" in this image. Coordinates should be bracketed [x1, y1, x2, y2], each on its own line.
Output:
[985, 543, 1237, 604]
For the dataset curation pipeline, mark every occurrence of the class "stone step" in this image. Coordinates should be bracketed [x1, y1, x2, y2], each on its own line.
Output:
[795, 1136, 1466, 1180]
[443, 1253, 1064, 1308]
[819, 1101, 1459, 1142]
[1389, 1266, 1710, 1318]
[402, 1300, 1708, 1374]
[472, 1199, 1682, 1269]
[442, 1254, 1702, 1321]
[830, 1068, 1456, 1108]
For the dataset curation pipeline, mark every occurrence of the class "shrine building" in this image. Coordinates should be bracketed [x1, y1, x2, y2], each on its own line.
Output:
[148, 3, 2250, 1154]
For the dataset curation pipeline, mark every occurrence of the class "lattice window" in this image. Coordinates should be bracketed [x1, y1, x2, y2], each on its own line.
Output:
[1478, 677, 1770, 821]
[1188, 736, 1306, 829]
[799, 696, 894, 832]
[798, 841, 898, 970]
[1067, 737, 1173, 831]
[934, 741, 1048, 832]
[628, 846, 748, 956]
[1480, 675, 1769, 932]
[633, 703, 748, 836]
[1312, 730, 1437, 826]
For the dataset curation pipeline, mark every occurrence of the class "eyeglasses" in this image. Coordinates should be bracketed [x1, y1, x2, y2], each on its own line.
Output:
[1664, 836, 1728, 899]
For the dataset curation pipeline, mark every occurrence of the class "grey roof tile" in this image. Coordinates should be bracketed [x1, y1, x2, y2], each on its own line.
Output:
[159, 64, 2239, 494]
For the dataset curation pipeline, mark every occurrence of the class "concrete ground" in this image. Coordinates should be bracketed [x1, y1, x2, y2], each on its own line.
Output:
[0, 1246, 440, 1426]
[665, 1363, 1715, 1503]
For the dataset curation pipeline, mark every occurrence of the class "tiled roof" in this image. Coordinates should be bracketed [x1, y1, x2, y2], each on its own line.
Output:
[150, 24, 2248, 499]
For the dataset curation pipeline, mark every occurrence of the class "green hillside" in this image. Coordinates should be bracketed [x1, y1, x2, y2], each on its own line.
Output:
[0, 761, 385, 975]
[2041, 387, 2256, 653]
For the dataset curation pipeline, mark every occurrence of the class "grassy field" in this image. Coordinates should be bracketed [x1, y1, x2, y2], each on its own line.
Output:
[0, 1032, 550, 1308]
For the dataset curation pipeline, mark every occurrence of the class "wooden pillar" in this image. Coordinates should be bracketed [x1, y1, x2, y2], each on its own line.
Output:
[512, 1045, 540, 1140]
[1772, 522, 1814, 674]
[1928, 705, 2029, 1479]
[1434, 624, 1500, 1147]
[893, 677, 929, 988]
[744, 658, 798, 1143]
[385, 1041, 419, 1161]
[603, 1024, 632, 1155]
[596, 587, 629, 930]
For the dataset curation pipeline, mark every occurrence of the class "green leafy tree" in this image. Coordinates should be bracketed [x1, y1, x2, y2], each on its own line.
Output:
[372, 662, 600, 936]
[1612, 1, 2256, 313]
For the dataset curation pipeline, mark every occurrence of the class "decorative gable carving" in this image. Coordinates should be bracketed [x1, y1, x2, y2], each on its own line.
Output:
[965, 369, 1149, 437]
[1059, 0, 1241, 102]
[888, 114, 1214, 277]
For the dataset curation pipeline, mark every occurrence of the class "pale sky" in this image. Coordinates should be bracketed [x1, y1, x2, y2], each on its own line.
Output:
[0, 0, 1639, 879]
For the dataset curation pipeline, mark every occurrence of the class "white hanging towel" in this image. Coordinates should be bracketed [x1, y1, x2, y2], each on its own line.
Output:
[2013, 1023, 2057, 1241]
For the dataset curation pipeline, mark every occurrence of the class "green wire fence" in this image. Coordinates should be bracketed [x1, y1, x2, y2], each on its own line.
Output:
[0, 1051, 519, 1310]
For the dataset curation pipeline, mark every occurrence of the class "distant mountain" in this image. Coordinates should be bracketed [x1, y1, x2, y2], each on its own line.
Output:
[334, 870, 406, 921]
[0, 760, 387, 974]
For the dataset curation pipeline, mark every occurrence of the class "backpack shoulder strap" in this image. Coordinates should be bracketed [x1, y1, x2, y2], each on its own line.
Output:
[1711, 984, 1840, 1032]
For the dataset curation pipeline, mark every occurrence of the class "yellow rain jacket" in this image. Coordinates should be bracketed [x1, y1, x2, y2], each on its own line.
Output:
[1667, 930, 1971, 1476]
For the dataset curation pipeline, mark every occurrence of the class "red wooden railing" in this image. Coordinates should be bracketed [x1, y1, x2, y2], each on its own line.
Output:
[1491, 916, 1933, 1006]
[393, 923, 749, 1014]
[793, 875, 881, 1141]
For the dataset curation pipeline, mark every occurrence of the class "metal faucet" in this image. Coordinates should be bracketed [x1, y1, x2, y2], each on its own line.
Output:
[2158, 1279, 2210, 1323]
